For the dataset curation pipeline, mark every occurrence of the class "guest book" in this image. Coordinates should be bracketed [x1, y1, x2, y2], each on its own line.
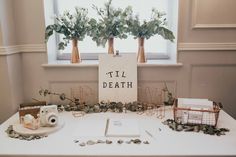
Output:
[105, 118, 140, 137]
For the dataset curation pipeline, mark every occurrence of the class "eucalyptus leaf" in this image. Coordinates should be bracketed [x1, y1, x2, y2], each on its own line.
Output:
[45, 7, 89, 50]
[127, 8, 175, 42]
[88, 0, 131, 47]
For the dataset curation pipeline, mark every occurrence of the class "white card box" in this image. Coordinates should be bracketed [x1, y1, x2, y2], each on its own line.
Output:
[174, 98, 221, 126]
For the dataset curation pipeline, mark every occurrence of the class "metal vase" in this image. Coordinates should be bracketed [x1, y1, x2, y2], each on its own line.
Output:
[108, 37, 114, 55]
[71, 39, 81, 63]
[137, 37, 146, 63]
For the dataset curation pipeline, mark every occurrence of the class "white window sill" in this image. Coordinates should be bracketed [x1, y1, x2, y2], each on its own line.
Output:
[41, 60, 183, 68]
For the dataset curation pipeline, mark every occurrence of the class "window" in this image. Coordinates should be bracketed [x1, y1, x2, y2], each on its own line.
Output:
[44, 0, 178, 62]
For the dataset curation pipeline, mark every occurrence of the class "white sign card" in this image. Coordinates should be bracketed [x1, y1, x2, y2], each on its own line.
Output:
[99, 54, 137, 103]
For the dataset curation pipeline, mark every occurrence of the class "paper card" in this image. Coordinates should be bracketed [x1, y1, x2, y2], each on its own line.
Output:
[187, 109, 203, 124]
[178, 98, 213, 109]
[99, 54, 137, 103]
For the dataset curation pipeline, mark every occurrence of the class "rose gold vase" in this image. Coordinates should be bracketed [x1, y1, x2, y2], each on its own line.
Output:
[71, 39, 81, 63]
[137, 37, 146, 63]
[108, 37, 114, 55]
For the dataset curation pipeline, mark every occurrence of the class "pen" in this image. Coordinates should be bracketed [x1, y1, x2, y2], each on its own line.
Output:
[145, 130, 154, 138]
[104, 118, 110, 136]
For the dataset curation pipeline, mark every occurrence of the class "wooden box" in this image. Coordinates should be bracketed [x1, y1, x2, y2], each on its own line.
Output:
[19, 101, 46, 123]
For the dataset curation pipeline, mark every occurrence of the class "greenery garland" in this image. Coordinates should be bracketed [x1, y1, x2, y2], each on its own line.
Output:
[5, 125, 46, 141]
[39, 88, 174, 113]
[162, 119, 230, 136]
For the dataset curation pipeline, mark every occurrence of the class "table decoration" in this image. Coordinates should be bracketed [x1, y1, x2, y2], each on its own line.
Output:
[162, 119, 229, 136]
[1, 107, 236, 157]
[39, 88, 168, 113]
[5, 125, 47, 141]
[5, 104, 64, 141]
[75, 139, 149, 147]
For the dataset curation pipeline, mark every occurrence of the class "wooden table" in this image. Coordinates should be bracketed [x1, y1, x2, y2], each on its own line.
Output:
[0, 107, 236, 157]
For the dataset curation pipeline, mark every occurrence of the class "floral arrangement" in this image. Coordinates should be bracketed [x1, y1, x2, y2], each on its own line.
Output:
[87, 0, 132, 47]
[44, 1, 175, 60]
[45, 1, 175, 50]
[127, 8, 175, 41]
[45, 7, 89, 50]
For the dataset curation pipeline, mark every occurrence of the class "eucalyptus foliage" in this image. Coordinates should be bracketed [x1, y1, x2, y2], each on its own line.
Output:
[88, 0, 132, 47]
[162, 119, 229, 136]
[127, 8, 175, 41]
[45, 7, 89, 50]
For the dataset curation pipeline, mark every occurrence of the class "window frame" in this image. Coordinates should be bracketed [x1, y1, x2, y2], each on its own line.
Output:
[57, 52, 170, 60]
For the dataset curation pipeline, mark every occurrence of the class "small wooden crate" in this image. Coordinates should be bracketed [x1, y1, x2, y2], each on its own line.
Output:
[173, 99, 221, 126]
[19, 101, 46, 123]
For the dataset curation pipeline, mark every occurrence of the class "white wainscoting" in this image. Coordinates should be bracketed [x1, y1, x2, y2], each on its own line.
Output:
[191, 0, 236, 29]
[0, 44, 46, 55]
[178, 43, 236, 51]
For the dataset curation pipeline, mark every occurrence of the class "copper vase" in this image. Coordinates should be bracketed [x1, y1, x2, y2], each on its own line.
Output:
[108, 37, 114, 55]
[71, 39, 81, 63]
[137, 37, 146, 63]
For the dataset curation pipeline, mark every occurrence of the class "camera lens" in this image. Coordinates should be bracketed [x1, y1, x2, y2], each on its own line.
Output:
[51, 119, 56, 123]
[46, 113, 58, 126]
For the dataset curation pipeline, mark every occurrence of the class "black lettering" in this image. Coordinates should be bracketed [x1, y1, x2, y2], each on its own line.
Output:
[106, 71, 113, 78]
[115, 82, 119, 88]
[121, 82, 125, 88]
[115, 71, 119, 77]
[103, 82, 107, 88]
[109, 82, 113, 88]
[122, 71, 126, 78]
[127, 82, 133, 88]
